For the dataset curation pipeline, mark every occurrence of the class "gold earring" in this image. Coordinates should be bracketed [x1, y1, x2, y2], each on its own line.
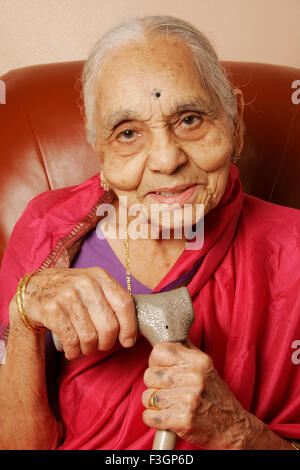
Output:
[231, 153, 240, 164]
[99, 173, 111, 191]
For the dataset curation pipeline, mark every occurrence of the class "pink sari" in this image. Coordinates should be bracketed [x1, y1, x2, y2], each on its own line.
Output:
[1, 164, 300, 449]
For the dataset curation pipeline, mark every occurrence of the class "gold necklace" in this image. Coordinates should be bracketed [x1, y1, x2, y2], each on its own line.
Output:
[124, 218, 132, 294]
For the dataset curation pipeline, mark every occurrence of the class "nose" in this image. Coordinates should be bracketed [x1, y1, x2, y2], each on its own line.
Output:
[147, 128, 188, 174]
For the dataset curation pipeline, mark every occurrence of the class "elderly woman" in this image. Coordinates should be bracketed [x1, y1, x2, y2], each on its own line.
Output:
[0, 16, 300, 451]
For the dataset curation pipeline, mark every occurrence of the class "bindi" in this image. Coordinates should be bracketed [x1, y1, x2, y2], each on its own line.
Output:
[151, 89, 161, 99]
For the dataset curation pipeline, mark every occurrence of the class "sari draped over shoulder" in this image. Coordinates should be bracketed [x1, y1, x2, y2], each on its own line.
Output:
[0, 164, 300, 449]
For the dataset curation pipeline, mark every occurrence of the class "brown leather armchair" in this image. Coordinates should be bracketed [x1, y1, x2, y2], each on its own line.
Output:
[0, 61, 299, 263]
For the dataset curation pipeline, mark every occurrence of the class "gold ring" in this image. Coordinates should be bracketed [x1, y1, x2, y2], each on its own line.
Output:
[149, 390, 161, 410]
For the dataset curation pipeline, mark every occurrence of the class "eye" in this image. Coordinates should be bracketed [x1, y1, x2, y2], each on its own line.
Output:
[181, 114, 202, 127]
[174, 113, 204, 140]
[117, 129, 141, 143]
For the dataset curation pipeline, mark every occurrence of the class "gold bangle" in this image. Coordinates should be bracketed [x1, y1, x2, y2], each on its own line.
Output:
[289, 440, 300, 450]
[15, 271, 46, 333]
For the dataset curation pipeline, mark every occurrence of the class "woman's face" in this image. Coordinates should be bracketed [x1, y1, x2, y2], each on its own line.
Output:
[94, 36, 243, 232]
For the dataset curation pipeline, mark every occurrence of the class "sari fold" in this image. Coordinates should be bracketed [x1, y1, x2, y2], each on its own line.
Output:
[0, 164, 300, 449]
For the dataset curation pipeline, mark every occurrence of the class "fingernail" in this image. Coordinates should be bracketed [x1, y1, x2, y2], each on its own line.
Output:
[123, 337, 135, 348]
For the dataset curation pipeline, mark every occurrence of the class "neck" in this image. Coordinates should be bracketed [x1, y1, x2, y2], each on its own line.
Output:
[100, 199, 186, 290]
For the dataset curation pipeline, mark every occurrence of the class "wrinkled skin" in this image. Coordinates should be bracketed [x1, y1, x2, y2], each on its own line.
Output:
[23, 35, 244, 364]
[95, 35, 244, 229]
[23, 267, 137, 361]
[142, 341, 259, 449]
[19, 36, 287, 450]
[3, 32, 295, 451]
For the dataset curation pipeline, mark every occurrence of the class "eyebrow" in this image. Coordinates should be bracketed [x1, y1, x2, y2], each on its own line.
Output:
[170, 98, 217, 115]
[103, 109, 142, 132]
[102, 97, 217, 133]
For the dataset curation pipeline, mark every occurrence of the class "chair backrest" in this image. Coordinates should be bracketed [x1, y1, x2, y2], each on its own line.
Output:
[0, 60, 299, 261]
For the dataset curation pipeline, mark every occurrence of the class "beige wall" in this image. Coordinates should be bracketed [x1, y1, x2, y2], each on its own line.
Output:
[0, 0, 300, 77]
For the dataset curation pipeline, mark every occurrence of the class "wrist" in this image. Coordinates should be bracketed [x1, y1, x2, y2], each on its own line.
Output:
[9, 294, 47, 343]
[16, 272, 47, 333]
[240, 412, 269, 450]
[241, 411, 297, 450]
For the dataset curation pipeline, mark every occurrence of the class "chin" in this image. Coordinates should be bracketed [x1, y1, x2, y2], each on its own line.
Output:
[150, 205, 204, 239]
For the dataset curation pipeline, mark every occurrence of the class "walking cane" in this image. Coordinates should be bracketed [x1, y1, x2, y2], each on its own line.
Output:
[132, 287, 194, 450]
[52, 286, 194, 450]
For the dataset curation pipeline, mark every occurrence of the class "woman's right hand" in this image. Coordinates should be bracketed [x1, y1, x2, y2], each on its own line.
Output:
[17, 267, 138, 360]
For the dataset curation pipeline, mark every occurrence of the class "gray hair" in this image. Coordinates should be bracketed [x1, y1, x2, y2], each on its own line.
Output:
[82, 15, 238, 146]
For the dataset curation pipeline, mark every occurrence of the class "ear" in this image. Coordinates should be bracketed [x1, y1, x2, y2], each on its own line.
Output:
[232, 88, 244, 156]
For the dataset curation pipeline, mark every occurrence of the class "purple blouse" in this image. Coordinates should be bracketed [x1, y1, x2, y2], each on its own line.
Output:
[71, 227, 152, 294]
[71, 227, 203, 293]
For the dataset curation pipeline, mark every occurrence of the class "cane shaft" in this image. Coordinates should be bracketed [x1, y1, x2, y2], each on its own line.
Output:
[152, 430, 177, 450]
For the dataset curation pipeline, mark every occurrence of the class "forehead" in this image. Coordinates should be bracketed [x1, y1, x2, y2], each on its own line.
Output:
[95, 36, 210, 120]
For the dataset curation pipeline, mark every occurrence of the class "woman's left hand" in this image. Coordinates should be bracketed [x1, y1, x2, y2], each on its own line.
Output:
[142, 341, 259, 450]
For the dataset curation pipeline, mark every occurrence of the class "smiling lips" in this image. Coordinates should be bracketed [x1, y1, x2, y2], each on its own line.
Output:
[148, 184, 198, 204]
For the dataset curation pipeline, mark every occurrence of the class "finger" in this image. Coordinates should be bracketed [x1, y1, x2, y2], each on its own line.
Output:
[89, 268, 138, 347]
[149, 342, 213, 371]
[75, 276, 119, 351]
[142, 408, 188, 432]
[49, 305, 82, 361]
[89, 296, 119, 351]
[144, 366, 204, 390]
[142, 387, 200, 412]
[63, 293, 99, 356]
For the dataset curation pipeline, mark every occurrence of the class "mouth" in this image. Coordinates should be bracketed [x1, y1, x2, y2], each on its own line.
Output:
[147, 184, 199, 204]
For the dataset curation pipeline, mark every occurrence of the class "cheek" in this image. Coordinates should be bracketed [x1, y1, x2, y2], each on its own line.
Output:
[205, 162, 231, 211]
[183, 131, 233, 172]
[100, 148, 145, 190]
